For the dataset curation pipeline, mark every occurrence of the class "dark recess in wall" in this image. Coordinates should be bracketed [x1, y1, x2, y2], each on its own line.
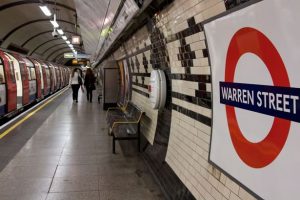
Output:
[7, 43, 28, 55]
[224, 0, 251, 9]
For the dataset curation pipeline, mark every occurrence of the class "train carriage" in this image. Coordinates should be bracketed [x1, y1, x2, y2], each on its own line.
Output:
[0, 50, 70, 119]
[0, 50, 17, 114]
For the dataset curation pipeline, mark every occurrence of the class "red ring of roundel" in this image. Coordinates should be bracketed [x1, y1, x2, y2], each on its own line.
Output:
[224, 27, 290, 168]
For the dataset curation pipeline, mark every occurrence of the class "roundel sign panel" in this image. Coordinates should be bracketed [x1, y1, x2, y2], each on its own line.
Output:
[204, 0, 300, 199]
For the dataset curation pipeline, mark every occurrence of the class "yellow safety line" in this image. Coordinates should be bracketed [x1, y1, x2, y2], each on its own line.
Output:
[0, 88, 67, 139]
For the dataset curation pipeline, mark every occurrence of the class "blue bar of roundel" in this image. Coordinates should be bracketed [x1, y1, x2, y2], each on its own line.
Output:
[219, 82, 300, 123]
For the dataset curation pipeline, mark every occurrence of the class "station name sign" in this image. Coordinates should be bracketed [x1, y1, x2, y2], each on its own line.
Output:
[220, 82, 299, 121]
[64, 53, 91, 59]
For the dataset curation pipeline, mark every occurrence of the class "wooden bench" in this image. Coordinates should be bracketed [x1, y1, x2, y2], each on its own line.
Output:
[106, 102, 144, 154]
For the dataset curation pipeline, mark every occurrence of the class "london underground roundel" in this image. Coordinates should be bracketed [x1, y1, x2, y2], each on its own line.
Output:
[225, 27, 291, 168]
[205, 0, 300, 199]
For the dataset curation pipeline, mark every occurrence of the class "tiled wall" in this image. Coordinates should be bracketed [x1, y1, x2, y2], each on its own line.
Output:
[113, 26, 159, 145]
[103, 0, 257, 199]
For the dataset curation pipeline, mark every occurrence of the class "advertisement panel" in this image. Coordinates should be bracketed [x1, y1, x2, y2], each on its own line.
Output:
[204, 0, 300, 199]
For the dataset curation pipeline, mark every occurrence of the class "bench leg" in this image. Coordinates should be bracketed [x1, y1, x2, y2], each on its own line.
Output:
[112, 135, 116, 154]
[137, 137, 140, 152]
[138, 123, 141, 152]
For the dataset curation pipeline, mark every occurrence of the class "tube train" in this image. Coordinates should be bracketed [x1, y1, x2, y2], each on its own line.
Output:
[0, 49, 70, 119]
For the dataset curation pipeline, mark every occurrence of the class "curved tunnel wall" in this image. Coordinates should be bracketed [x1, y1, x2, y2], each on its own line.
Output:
[101, 0, 255, 199]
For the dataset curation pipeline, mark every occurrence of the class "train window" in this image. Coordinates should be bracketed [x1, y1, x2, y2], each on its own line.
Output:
[27, 67, 31, 80]
[0, 65, 5, 84]
[30, 68, 36, 80]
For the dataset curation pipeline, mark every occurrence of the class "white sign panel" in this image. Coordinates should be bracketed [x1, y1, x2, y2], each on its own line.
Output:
[149, 70, 166, 110]
[205, 0, 300, 199]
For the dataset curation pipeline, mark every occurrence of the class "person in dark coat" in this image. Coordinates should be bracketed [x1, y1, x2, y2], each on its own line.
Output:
[84, 68, 96, 102]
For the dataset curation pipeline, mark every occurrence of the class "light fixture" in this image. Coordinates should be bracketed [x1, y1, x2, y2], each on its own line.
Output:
[50, 20, 59, 28]
[66, 40, 70, 44]
[62, 36, 67, 40]
[69, 44, 73, 48]
[57, 29, 64, 35]
[50, 13, 59, 28]
[39, 5, 52, 16]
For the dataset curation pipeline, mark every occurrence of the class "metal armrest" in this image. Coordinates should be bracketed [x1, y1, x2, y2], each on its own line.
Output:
[110, 120, 139, 135]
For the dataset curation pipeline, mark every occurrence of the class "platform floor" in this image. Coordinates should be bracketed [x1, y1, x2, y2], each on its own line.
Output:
[0, 89, 164, 200]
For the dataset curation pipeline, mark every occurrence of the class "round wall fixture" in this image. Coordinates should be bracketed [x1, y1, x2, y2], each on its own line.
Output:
[149, 69, 167, 109]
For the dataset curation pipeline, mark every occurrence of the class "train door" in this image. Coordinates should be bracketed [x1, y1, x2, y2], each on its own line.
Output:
[64, 68, 67, 86]
[13, 54, 30, 106]
[60, 67, 64, 87]
[41, 63, 49, 96]
[56, 67, 60, 90]
[0, 50, 17, 113]
[50, 64, 57, 92]
[35, 60, 44, 98]
[48, 65, 55, 93]
[23, 58, 37, 103]
[58, 67, 62, 89]
[31, 60, 42, 99]
[0, 59, 6, 116]
[67, 68, 70, 85]
[5, 53, 23, 109]
[44, 64, 51, 95]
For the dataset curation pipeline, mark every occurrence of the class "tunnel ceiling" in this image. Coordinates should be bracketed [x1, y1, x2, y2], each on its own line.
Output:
[73, 0, 122, 62]
[0, 0, 83, 64]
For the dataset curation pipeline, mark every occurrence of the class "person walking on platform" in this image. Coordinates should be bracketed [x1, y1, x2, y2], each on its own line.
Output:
[84, 68, 96, 102]
[70, 68, 82, 103]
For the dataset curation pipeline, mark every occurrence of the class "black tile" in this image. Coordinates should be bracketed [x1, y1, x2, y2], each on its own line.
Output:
[187, 17, 196, 27]
[180, 38, 186, 46]
[172, 104, 211, 126]
[185, 67, 191, 74]
[172, 92, 211, 109]
[132, 82, 148, 89]
[131, 73, 151, 77]
[203, 49, 208, 57]
[195, 90, 211, 100]
[171, 74, 211, 83]
[132, 88, 149, 98]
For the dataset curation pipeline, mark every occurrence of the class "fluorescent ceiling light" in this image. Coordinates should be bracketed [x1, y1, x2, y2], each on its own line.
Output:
[57, 29, 64, 35]
[50, 20, 59, 28]
[66, 40, 70, 44]
[69, 44, 73, 48]
[50, 13, 59, 28]
[39, 5, 52, 16]
[62, 36, 67, 40]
